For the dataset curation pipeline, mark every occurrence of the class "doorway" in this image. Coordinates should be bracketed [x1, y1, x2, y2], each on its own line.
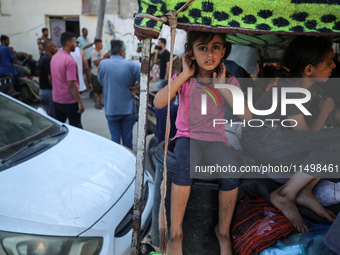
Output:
[49, 16, 80, 48]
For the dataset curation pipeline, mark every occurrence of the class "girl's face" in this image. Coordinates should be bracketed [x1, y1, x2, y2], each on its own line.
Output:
[310, 50, 336, 82]
[191, 34, 226, 76]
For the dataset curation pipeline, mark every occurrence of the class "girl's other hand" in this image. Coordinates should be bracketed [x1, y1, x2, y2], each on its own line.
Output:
[213, 62, 226, 82]
[182, 52, 195, 78]
[319, 95, 335, 115]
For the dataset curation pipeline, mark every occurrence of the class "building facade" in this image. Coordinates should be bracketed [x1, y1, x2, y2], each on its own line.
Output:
[0, 0, 185, 63]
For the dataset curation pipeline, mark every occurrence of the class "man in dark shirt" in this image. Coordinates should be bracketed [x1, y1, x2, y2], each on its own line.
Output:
[157, 38, 170, 90]
[38, 39, 58, 117]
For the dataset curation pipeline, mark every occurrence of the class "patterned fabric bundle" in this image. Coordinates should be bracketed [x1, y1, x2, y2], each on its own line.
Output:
[231, 194, 296, 255]
[134, 0, 340, 49]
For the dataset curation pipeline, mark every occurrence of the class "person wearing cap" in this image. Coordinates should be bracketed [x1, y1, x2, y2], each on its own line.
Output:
[136, 42, 143, 62]
[130, 41, 143, 65]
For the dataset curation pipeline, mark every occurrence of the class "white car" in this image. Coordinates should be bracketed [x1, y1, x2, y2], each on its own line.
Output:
[0, 92, 154, 255]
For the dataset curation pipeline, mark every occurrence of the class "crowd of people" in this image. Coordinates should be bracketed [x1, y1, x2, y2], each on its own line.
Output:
[0, 28, 179, 151]
[0, 28, 142, 149]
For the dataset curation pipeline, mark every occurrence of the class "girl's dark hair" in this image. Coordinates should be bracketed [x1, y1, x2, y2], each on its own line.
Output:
[185, 31, 228, 76]
[278, 36, 333, 78]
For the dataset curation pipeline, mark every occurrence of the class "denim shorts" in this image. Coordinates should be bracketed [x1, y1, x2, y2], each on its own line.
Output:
[173, 137, 240, 191]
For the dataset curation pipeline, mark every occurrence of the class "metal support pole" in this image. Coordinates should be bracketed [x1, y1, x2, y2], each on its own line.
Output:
[131, 38, 151, 255]
[95, 0, 106, 39]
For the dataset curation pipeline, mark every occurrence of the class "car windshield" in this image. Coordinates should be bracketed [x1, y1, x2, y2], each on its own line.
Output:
[0, 94, 61, 159]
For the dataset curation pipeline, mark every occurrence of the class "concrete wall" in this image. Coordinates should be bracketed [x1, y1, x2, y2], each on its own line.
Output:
[0, 0, 96, 60]
[89, 0, 138, 19]
[101, 14, 186, 61]
[0, 0, 186, 63]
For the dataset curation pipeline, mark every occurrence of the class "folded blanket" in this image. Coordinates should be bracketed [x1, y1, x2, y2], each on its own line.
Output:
[134, 0, 340, 48]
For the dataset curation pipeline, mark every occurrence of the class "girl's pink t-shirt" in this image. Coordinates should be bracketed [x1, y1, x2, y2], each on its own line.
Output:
[173, 74, 241, 146]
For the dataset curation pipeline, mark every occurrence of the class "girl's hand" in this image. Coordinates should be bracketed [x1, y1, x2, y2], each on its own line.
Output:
[182, 52, 195, 78]
[319, 95, 335, 115]
[213, 62, 226, 83]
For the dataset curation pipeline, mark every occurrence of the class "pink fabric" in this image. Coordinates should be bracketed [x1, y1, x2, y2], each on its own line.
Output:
[173, 74, 241, 146]
[51, 50, 79, 104]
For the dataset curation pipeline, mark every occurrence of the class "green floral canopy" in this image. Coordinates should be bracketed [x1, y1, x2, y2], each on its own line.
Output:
[134, 0, 340, 49]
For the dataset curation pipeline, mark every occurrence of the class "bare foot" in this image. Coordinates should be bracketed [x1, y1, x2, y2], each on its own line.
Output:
[215, 225, 233, 255]
[270, 189, 309, 233]
[166, 228, 183, 255]
[296, 188, 336, 223]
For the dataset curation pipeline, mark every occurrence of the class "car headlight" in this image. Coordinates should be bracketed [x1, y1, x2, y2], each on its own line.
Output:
[0, 231, 103, 255]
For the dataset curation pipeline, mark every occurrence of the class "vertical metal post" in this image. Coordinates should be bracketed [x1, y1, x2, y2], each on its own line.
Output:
[131, 38, 151, 255]
[95, 0, 106, 39]
[118, 0, 121, 16]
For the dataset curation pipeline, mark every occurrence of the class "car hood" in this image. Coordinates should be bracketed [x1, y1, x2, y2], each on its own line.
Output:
[0, 125, 136, 236]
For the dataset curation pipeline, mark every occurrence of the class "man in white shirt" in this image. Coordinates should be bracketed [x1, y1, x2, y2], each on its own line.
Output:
[71, 41, 92, 94]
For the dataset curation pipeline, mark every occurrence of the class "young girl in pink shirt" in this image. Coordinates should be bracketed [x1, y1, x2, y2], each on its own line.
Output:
[154, 31, 251, 255]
